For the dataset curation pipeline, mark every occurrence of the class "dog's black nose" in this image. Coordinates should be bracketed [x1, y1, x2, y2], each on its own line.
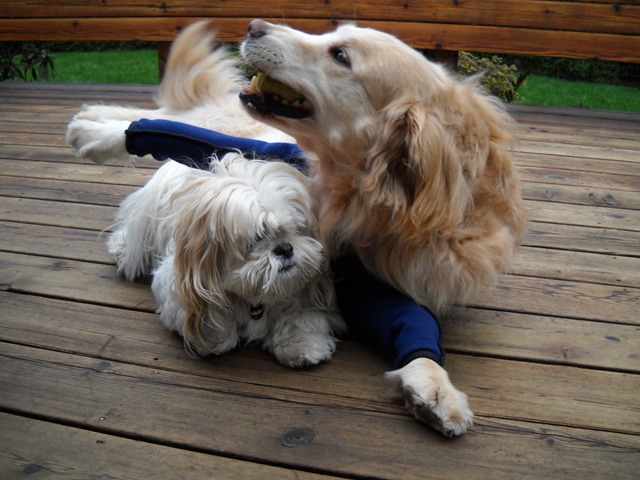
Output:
[273, 242, 294, 259]
[247, 19, 268, 38]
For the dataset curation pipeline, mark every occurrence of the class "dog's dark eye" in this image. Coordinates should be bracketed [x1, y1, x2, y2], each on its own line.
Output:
[330, 47, 350, 67]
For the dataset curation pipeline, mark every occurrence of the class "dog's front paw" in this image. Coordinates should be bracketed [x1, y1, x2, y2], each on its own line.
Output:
[66, 107, 132, 164]
[271, 333, 337, 368]
[384, 357, 473, 437]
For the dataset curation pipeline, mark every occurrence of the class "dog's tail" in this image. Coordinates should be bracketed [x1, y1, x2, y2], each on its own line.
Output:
[157, 21, 245, 111]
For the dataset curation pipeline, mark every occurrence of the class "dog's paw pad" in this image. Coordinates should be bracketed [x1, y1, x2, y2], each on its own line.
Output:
[272, 334, 336, 368]
[385, 357, 473, 437]
[403, 385, 473, 437]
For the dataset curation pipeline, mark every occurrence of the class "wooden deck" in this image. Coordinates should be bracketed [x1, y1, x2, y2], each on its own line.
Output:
[1, 82, 639, 479]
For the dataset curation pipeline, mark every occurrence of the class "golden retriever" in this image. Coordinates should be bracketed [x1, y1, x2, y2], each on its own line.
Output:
[67, 20, 527, 437]
[240, 19, 527, 436]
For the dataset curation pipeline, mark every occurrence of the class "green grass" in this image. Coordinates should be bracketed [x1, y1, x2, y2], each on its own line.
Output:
[515, 75, 640, 112]
[34, 50, 640, 112]
[44, 49, 159, 84]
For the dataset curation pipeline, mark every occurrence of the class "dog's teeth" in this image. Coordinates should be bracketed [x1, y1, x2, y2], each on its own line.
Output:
[250, 75, 259, 94]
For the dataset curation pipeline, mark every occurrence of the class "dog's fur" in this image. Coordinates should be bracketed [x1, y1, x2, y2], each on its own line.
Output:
[107, 155, 345, 368]
[67, 20, 527, 437]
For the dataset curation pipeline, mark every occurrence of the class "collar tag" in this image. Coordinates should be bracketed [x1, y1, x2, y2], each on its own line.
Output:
[249, 303, 265, 320]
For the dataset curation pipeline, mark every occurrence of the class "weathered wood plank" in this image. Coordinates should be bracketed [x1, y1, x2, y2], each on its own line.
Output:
[0, 159, 152, 186]
[0, 221, 111, 264]
[527, 199, 640, 231]
[1, 342, 639, 480]
[0, 18, 638, 61]
[0, 175, 137, 206]
[2, 286, 638, 389]
[3, 0, 638, 34]
[445, 307, 640, 372]
[523, 222, 640, 257]
[472, 275, 639, 324]
[515, 125, 640, 149]
[0, 197, 115, 231]
[0, 413, 334, 480]
[513, 246, 640, 288]
[3, 216, 637, 290]
[2, 249, 638, 325]
[3, 290, 637, 376]
[0, 251, 155, 311]
[516, 140, 640, 163]
[521, 182, 640, 210]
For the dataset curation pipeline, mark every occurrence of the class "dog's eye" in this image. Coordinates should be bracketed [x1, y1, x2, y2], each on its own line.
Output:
[330, 47, 350, 67]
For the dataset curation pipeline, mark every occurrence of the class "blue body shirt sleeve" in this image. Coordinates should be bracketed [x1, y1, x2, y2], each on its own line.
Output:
[125, 118, 308, 174]
[123, 118, 445, 367]
[333, 251, 444, 367]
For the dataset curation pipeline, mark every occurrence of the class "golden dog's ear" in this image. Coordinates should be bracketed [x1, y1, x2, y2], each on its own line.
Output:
[362, 98, 469, 235]
[362, 99, 428, 214]
[172, 189, 230, 350]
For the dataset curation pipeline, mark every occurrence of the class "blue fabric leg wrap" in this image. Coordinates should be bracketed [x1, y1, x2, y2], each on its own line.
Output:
[333, 251, 444, 367]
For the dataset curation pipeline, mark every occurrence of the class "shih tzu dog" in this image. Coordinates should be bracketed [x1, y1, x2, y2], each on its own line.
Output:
[108, 154, 345, 367]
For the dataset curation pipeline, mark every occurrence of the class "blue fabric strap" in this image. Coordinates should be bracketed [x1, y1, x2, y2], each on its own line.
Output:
[125, 118, 308, 174]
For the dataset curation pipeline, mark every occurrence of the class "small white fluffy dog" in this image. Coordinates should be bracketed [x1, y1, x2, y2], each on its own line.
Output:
[107, 155, 345, 368]
[66, 20, 527, 436]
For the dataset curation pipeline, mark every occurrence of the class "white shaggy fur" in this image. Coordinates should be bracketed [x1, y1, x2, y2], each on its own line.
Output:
[62, 20, 524, 436]
[108, 155, 345, 367]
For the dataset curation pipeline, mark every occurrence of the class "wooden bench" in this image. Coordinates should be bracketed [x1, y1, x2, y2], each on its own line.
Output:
[2, 0, 639, 75]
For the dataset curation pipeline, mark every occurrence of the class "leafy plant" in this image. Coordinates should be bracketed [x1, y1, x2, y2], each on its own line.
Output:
[458, 52, 529, 103]
[0, 42, 55, 81]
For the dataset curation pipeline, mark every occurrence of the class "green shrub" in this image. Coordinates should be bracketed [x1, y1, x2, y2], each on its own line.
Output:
[458, 52, 526, 103]
[0, 42, 55, 81]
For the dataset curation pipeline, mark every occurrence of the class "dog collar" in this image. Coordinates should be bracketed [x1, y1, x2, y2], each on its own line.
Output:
[249, 303, 265, 320]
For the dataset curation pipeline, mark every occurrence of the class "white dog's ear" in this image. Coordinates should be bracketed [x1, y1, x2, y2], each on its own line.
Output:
[362, 99, 469, 235]
[172, 191, 230, 348]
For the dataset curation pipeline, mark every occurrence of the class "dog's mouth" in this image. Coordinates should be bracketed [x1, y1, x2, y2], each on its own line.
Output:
[240, 72, 313, 119]
[278, 262, 296, 274]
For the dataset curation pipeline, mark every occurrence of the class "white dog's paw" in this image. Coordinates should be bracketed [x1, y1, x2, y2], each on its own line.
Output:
[384, 357, 474, 437]
[66, 108, 133, 164]
[270, 333, 337, 368]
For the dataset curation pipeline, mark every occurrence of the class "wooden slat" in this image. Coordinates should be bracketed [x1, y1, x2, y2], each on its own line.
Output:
[3, 248, 638, 325]
[0, 293, 638, 435]
[0, 159, 151, 186]
[445, 307, 640, 372]
[0, 221, 111, 263]
[513, 246, 640, 288]
[0, 251, 155, 311]
[3, 290, 637, 376]
[0, 17, 638, 61]
[522, 183, 640, 211]
[523, 222, 640, 257]
[0, 197, 115, 230]
[472, 274, 639, 324]
[0, 412, 332, 480]
[527, 199, 640, 231]
[0, 175, 137, 206]
[2, 0, 638, 34]
[1, 342, 639, 480]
